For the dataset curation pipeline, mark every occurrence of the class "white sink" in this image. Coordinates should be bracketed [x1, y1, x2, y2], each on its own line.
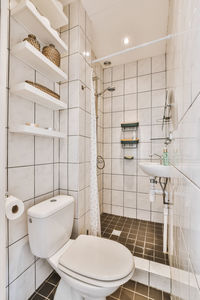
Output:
[139, 162, 171, 178]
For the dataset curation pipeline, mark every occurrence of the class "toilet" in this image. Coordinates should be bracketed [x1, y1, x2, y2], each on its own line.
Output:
[27, 195, 135, 300]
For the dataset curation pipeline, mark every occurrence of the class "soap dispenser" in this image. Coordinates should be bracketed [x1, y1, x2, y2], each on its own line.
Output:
[162, 147, 169, 166]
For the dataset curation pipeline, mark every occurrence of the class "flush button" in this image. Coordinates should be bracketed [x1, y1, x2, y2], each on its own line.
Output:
[50, 199, 57, 202]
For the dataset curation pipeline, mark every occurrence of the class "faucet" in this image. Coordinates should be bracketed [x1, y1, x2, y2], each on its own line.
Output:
[150, 153, 162, 164]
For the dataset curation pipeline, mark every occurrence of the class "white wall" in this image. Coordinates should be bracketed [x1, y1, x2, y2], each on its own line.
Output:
[102, 54, 167, 222]
[167, 0, 200, 299]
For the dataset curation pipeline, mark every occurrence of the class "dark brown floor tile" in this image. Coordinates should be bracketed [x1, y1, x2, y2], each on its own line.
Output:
[111, 287, 121, 298]
[123, 280, 136, 291]
[47, 272, 60, 285]
[110, 235, 119, 241]
[49, 288, 57, 300]
[136, 241, 144, 247]
[134, 293, 148, 300]
[103, 233, 112, 238]
[120, 288, 134, 300]
[126, 243, 134, 251]
[155, 251, 165, 259]
[29, 293, 46, 300]
[145, 243, 154, 250]
[37, 282, 55, 297]
[134, 252, 143, 258]
[154, 257, 165, 264]
[163, 292, 171, 300]
[143, 254, 154, 261]
[135, 283, 148, 296]
[144, 248, 153, 256]
[134, 246, 143, 254]
[149, 287, 162, 300]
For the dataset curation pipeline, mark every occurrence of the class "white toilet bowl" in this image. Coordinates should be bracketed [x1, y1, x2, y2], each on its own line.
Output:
[48, 235, 135, 300]
[27, 196, 135, 300]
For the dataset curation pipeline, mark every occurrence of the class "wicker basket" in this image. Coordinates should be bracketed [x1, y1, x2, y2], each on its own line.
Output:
[25, 80, 60, 100]
[42, 44, 60, 67]
[23, 34, 40, 51]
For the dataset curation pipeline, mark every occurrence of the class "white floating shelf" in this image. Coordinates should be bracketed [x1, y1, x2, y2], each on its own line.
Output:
[12, 41, 67, 82]
[11, 82, 67, 111]
[11, 0, 68, 53]
[31, 0, 68, 29]
[10, 125, 67, 139]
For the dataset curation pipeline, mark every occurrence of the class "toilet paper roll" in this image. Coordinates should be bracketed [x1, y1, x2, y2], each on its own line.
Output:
[5, 196, 24, 220]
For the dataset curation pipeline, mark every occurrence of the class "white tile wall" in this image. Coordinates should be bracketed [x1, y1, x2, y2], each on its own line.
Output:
[103, 55, 167, 221]
[6, 0, 98, 298]
[167, 0, 200, 298]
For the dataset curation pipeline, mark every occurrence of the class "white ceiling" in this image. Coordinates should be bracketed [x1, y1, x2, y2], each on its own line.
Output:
[81, 0, 169, 67]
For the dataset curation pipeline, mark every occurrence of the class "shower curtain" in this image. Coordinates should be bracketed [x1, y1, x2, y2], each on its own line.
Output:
[89, 69, 101, 236]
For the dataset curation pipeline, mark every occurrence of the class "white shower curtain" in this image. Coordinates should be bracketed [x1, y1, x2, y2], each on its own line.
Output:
[89, 69, 101, 236]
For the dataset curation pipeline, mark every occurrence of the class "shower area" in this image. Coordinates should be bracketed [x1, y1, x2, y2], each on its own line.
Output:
[94, 55, 169, 266]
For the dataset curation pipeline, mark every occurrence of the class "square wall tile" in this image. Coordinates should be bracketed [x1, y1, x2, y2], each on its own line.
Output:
[113, 65, 124, 81]
[152, 54, 165, 73]
[9, 265, 35, 300]
[152, 72, 166, 90]
[125, 77, 137, 94]
[9, 236, 34, 283]
[138, 75, 151, 92]
[138, 91, 151, 109]
[35, 164, 53, 197]
[138, 58, 151, 76]
[8, 166, 34, 201]
[125, 61, 137, 78]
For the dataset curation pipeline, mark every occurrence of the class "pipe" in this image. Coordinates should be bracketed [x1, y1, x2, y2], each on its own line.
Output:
[149, 178, 169, 253]
[163, 204, 168, 253]
[168, 204, 173, 255]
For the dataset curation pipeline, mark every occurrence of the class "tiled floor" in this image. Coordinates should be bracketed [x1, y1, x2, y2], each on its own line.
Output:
[108, 281, 170, 300]
[101, 213, 169, 265]
[29, 272, 60, 300]
[30, 272, 170, 300]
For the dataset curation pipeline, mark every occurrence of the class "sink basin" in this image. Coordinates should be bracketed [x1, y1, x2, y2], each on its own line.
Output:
[139, 162, 171, 178]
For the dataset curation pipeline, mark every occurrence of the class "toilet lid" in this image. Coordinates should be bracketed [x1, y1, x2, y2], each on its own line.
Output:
[58, 235, 134, 282]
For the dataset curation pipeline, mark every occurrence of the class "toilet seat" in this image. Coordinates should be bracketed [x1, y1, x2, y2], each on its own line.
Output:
[58, 235, 134, 287]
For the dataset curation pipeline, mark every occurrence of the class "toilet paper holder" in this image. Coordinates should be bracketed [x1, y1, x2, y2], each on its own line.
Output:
[5, 193, 25, 220]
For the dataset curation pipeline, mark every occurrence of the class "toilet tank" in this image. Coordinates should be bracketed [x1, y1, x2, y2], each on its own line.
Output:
[27, 195, 74, 259]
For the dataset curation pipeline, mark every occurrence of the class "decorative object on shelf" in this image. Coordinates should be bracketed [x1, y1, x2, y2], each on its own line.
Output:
[42, 44, 60, 67]
[25, 122, 39, 127]
[25, 80, 60, 100]
[23, 34, 40, 51]
[124, 155, 134, 160]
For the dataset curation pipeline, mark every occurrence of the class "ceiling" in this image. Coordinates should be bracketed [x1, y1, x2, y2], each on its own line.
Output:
[81, 0, 169, 67]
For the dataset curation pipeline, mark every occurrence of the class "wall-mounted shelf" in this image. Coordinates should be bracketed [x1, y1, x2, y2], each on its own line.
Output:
[12, 41, 67, 82]
[31, 0, 68, 29]
[11, 0, 68, 53]
[121, 139, 139, 145]
[10, 125, 67, 139]
[11, 82, 67, 111]
[121, 122, 139, 129]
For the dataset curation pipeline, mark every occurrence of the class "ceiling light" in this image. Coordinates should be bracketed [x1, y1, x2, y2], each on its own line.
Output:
[123, 37, 129, 45]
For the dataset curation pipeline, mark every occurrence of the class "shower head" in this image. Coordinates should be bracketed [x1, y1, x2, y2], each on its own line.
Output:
[96, 87, 115, 97]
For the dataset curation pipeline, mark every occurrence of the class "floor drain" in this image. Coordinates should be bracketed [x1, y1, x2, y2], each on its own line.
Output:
[112, 229, 122, 236]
